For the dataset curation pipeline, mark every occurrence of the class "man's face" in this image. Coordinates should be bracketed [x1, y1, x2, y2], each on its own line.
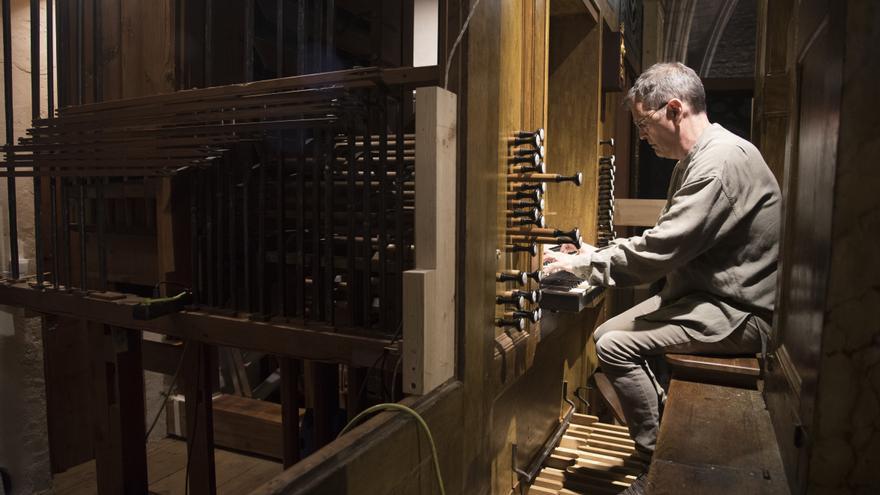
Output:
[632, 100, 676, 159]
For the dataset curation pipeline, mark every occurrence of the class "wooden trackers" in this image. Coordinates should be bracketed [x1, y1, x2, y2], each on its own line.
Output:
[402, 86, 457, 395]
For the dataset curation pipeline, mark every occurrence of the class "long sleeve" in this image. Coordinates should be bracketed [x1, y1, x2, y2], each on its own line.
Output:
[584, 175, 739, 287]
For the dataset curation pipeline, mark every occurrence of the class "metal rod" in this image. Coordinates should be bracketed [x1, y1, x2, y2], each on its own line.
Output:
[206, 162, 215, 307]
[257, 145, 267, 317]
[96, 177, 107, 290]
[204, 0, 212, 87]
[345, 120, 356, 324]
[295, 130, 305, 317]
[362, 99, 373, 327]
[310, 129, 320, 319]
[31, 0, 43, 286]
[227, 151, 237, 311]
[377, 97, 388, 330]
[77, 178, 86, 291]
[3, 0, 19, 279]
[215, 156, 225, 306]
[47, 0, 54, 115]
[244, 0, 254, 82]
[322, 129, 334, 323]
[242, 148, 251, 312]
[76, 0, 83, 104]
[276, 132, 287, 317]
[61, 178, 70, 288]
[190, 173, 199, 303]
[276, 0, 283, 77]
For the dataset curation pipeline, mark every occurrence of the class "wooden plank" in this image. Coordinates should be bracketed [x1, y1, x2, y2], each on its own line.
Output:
[613, 199, 666, 227]
[403, 86, 457, 395]
[649, 379, 788, 494]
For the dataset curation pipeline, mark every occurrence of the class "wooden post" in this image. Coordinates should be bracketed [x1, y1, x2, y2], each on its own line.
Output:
[88, 323, 148, 494]
[310, 361, 339, 448]
[403, 86, 457, 396]
[183, 341, 218, 495]
[280, 357, 301, 468]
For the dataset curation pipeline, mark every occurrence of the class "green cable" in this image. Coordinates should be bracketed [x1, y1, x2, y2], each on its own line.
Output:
[339, 403, 445, 495]
[142, 290, 190, 305]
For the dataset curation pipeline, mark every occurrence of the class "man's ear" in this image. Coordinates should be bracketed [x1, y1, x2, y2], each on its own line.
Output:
[668, 99, 683, 118]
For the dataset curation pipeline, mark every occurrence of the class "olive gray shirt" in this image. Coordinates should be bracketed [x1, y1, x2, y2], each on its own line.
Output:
[575, 123, 781, 342]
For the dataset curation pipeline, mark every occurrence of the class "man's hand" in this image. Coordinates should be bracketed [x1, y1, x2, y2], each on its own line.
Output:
[542, 243, 597, 276]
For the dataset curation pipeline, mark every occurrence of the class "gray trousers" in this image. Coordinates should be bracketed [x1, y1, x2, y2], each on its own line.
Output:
[593, 295, 767, 455]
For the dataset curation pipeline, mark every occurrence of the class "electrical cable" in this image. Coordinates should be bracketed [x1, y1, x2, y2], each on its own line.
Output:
[443, 0, 484, 89]
[339, 403, 445, 495]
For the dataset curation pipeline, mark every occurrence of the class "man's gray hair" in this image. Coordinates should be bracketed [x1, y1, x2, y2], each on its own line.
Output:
[625, 62, 706, 113]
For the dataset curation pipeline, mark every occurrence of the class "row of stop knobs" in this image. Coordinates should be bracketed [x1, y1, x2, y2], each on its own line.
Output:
[496, 128, 584, 330]
[495, 269, 543, 330]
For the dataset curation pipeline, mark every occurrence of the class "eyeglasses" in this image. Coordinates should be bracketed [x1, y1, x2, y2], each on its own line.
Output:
[635, 101, 669, 131]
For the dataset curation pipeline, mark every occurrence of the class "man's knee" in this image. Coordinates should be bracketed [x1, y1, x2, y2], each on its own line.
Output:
[593, 318, 622, 343]
[595, 331, 627, 366]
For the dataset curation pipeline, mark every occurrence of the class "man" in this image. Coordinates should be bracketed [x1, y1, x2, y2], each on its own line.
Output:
[543, 62, 780, 475]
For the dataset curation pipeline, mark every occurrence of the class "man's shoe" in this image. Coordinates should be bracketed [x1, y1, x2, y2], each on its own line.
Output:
[618, 472, 649, 495]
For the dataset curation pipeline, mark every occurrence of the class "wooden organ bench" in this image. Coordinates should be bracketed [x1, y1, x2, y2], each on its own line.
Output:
[646, 353, 789, 494]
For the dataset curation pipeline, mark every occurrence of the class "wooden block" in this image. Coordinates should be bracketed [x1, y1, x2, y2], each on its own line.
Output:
[403, 86, 457, 396]
[614, 199, 666, 227]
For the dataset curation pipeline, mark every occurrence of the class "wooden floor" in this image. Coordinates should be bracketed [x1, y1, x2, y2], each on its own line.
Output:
[51, 437, 283, 494]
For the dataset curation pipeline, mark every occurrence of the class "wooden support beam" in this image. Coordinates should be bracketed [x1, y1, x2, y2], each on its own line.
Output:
[280, 358, 301, 468]
[403, 86, 457, 396]
[0, 282, 391, 365]
[88, 323, 148, 494]
[310, 361, 340, 449]
[183, 341, 218, 495]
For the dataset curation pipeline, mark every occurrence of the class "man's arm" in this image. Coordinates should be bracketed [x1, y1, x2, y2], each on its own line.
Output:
[576, 174, 738, 287]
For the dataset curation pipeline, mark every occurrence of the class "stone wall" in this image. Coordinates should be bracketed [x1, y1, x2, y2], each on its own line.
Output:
[808, 2, 880, 493]
[0, 2, 52, 493]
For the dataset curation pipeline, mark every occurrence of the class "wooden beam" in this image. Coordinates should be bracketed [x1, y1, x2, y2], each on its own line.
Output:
[88, 323, 148, 494]
[310, 362, 340, 449]
[183, 341, 217, 495]
[0, 282, 390, 365]
[402, 86, 457, 396]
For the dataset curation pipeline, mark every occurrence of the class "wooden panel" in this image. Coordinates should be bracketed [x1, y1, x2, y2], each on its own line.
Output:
[547, 13, 601, 244]
[613, 199, 665, 227]
[120, 0, 175, 98]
